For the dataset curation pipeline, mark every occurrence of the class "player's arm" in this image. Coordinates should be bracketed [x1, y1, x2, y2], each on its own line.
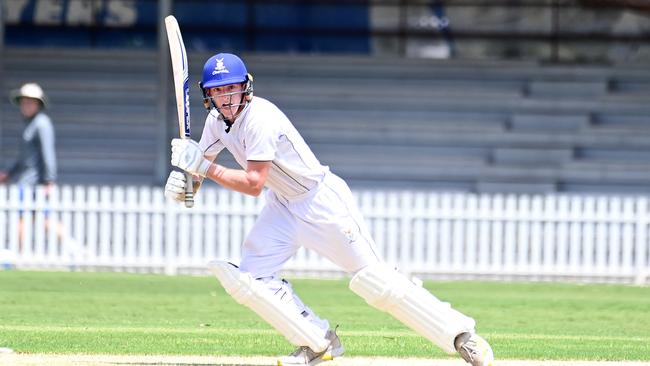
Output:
[204, 160, 270, 197]
[37, 117, 57, 184]
[170, 138, 270, 197]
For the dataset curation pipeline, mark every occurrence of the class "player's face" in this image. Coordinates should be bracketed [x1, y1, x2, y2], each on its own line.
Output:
[207, 83, 245, 121]
[18, 97, 41, 119]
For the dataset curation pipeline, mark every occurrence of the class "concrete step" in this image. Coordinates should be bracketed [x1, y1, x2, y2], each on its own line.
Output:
[492, 148, 574, 166]
[510, 114, 590, 131]
[527, 80, 609, 98]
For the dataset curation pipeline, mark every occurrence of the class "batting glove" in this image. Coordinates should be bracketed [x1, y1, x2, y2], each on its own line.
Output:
[171, 138, 211, 177]
[164, 171, 187, 203]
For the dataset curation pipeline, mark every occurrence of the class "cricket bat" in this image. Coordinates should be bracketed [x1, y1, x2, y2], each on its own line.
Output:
[165, 15, 194, 208]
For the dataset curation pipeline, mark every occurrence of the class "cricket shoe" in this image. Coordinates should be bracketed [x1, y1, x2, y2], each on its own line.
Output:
[454, 332, 494, 366]
[277, 328, 345, 366]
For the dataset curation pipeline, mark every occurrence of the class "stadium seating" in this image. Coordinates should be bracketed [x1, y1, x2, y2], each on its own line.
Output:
[2, 48, 649, 194]
[2, 49, 159, 185]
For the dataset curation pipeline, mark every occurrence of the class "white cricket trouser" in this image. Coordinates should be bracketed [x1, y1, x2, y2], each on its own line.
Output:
[240, 172, 381, 278]
[238, 173, 381, 335]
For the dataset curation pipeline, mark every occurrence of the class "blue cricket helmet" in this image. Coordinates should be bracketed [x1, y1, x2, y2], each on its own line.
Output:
[199, 53, 254, 115]
[201, 53, 248, 88]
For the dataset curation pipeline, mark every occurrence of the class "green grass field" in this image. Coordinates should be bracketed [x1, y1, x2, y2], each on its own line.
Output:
[0, 270, 648, 361]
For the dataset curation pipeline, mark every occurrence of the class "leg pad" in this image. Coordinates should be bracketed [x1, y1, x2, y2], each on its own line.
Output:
[208, 260, 330, 352]
[350, 263, 475, 354]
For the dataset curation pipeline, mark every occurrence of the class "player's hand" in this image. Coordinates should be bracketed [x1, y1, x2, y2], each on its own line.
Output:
[171, 138, 211, 177]
[164, 171, 187, 203]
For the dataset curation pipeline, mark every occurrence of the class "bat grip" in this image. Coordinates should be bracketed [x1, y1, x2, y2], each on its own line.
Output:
[184, 172, 194, 208]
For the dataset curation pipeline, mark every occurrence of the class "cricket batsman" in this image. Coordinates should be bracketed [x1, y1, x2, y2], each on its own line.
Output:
[165, 53, 494, 366]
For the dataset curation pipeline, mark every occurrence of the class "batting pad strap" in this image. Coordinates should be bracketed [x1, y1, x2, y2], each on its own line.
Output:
[349, 264, 475, 354]
[207, 260, 330, 352]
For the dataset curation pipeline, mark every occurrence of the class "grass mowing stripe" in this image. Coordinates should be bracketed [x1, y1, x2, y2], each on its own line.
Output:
[0, 325, 277, 334]
[1, 271, 649, 360]
[2, 325, 649, 344]
[488, 333, 650, 343]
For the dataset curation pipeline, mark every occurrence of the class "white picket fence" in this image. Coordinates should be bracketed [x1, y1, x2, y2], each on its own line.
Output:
[0, 184, 649, 284]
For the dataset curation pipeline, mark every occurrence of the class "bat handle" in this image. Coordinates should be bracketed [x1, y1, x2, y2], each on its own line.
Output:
[184, 171, 194, 208]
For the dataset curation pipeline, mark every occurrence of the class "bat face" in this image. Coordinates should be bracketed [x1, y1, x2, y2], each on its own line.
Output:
[176, 31, 191, 139]
[165, 15, 194, 208]
[165, 15, 191, 139]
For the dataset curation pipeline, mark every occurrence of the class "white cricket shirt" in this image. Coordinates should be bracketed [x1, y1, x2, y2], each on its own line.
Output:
[198, 97, 329, 200]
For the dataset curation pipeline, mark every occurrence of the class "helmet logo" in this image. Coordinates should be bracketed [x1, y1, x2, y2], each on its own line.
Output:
[212, 58, 230, 75]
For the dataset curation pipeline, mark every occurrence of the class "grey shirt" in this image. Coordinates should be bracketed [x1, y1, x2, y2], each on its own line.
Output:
[7, 112, 57, 185]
